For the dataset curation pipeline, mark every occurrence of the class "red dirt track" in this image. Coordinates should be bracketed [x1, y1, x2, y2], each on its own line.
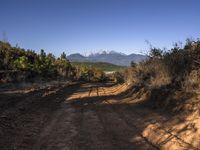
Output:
[0, 83, 198, 150]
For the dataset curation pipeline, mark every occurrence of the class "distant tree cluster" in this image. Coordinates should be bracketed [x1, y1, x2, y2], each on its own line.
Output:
[74, 65, 106, 82]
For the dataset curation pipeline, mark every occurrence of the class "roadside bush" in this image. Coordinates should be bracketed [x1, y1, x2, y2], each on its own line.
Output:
[113, 71, 124, 83]
[0, 41, 74, 82]
[183, 70, 200, 91]
[126, 39, 200, 111]
[129, 58, 171, 89]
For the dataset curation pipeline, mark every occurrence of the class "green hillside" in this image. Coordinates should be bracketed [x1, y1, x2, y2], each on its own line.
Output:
[71, 62, 126, 72]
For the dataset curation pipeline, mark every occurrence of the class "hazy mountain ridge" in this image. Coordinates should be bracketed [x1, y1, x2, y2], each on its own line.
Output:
[67, 51, 147, 66]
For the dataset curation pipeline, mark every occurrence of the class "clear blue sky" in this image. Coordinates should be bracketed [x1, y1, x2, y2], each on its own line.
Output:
[1, 0, 200, 56]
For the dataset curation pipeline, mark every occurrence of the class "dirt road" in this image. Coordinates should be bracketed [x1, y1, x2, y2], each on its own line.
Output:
[0, 83, 199, 150]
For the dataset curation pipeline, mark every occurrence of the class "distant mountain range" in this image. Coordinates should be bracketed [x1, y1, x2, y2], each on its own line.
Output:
[67, 51, 147, 66]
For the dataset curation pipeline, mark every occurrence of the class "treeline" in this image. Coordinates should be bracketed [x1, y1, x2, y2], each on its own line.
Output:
[0, 41, 106, 83]
[122, 38, 200, 111]
[0, 41, 74, 82]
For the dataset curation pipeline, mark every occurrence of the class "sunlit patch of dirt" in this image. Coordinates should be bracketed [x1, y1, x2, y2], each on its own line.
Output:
[141, 111, 200, 149]
[66, 83, 129, 102]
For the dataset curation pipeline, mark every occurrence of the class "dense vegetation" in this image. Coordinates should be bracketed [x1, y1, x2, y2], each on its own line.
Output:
[71, 62, 126, 72]
[0, 41, 106, 83]
[0, 41, 74, 82]
[122, 38, 200, 111]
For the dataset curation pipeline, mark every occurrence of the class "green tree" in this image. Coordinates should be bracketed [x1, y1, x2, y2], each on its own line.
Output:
[14, 56, 32, 70]
[60, 52, 67, 60]
[55, 52, 71, 77]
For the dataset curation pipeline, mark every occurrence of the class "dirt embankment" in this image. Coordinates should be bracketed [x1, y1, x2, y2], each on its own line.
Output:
[0, 82, 200, 150]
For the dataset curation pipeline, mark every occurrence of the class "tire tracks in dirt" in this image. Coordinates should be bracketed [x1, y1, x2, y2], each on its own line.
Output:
[72, 85, 158, 150]
[71, 106, 115, 150]
[93, 105, 157, 150]
[0, 83, 80, 150]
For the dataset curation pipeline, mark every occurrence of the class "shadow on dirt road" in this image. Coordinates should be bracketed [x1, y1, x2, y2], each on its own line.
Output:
[0, 82, 198, 150]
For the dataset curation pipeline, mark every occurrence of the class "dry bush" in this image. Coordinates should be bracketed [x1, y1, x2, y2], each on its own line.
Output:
[164, 49, 191, 79]
[113, 71, 125, 83]
[126, 39, 200, 111]
[183, 70, 200, 92]
[133, 59, 171, 88]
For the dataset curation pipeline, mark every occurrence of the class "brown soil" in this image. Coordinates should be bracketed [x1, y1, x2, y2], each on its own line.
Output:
[0, 82, 199, 150]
